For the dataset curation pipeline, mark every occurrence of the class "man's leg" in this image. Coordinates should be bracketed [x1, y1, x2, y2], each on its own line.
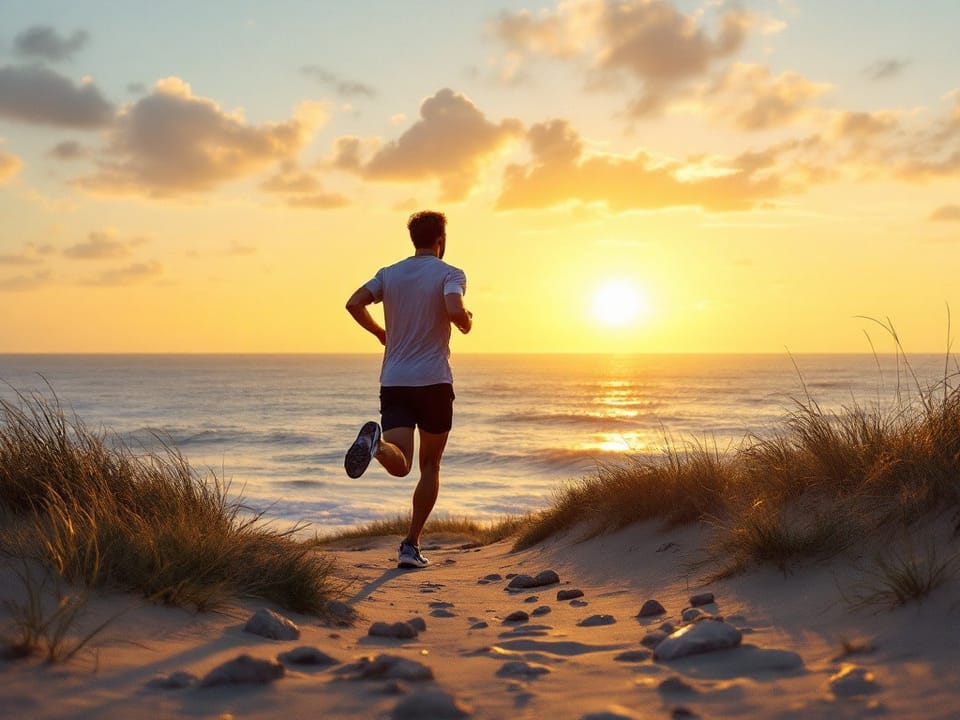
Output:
[404, 429, 448, 547]
[376, 427, 414, 477]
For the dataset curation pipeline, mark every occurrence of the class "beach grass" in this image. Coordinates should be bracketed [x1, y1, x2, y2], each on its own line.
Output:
[0, 389, 339, 616]
[314, 513, 526, 547]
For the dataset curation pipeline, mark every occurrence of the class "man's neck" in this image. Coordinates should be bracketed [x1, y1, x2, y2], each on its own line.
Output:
[414, 249, 438, 257]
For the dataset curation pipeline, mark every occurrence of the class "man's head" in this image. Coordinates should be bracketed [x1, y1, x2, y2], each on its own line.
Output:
[407, 211, 447, 251]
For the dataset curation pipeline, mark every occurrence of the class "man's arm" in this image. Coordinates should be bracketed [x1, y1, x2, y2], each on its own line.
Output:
[346, 287, 386, 345]
[445, 292, 473, 334]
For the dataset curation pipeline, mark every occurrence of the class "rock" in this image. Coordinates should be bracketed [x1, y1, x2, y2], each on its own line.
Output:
[431, 609, 457, 618]
[243, 608, 300, 641]
[830, 665, 880, 697]
[654, 619, 742, 661]
[345, 654, 434, 682]
[671, 707, 700, 719]
[681, 608, 704, 623]
[483, 573, 503, 582]
[641, 630, 669, 649]
[369, 621, 419, 639]
[531, 605, 552, 617]
[325, 599, 357, 626]
[277, 646, 338, 666]
[578, 614, 616, 627]
[637, 599, 666, 617]
[430, 601, 454, 608]
[392, 689, 472, 719]
[524, 595, 539, 603]
[506, 570, 560, 590]
[613, 650, 652, 663]
[660, 622, 676, 633]
[470, 621, 489, 630]
[199, 655, 285, 687]
[496, 660, 551, 679]
[558, 588, 585, 601]
[146, 671, 198, 689]
[504, 610, 530, 623]
[580, 708, 643, 720]
[658, 676, 697, 694]
[689, 592, 715, 607]
[407, 617, 427, 632]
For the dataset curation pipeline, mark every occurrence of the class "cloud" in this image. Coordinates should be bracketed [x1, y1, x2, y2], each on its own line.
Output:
[862, 58, 909, 82]
[0, 64, 114, 128]
[0, 150, 23, 182]
[259, 160, 350, 209]
[0, 252, 41, 266]
[48, 140, 90, 160]
[707, 63, 830, 130]
[494, 0, 757, 116]
[63, 230, 134, 260]
[360, 88, 522, 201]
[301, 65, 376, 98]
[0, 270, 50, 292]
[14, 26, 89, 62]
[930, 205, 960, 222]
[496, 119, 787, 212]
[76, 78, 326, 196]
[86, 261, 163, 286]
[285, 193, 351, 209]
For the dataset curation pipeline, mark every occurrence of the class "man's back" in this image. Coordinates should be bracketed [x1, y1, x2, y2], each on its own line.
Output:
[366, 255, 467, 387]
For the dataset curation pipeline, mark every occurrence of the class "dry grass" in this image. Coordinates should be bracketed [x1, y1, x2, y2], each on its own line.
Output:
[315, 513, 527, 547]
[0, 389, 339, 616]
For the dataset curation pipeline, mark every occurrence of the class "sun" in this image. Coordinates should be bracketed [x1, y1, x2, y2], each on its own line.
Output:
[592, 279, 649, 327]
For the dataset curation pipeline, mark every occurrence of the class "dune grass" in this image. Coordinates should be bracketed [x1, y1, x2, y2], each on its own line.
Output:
[0, 389, 339, 616]
[314, 513, 526, 547]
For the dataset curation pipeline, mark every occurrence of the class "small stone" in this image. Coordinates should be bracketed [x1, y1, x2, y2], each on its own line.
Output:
[830, 665, 880, 697]
[659, 622, 676, 633]
[407, 617, 427, 632]
[613, 650, 652, 663]
[199, 655, 285, 687]
[243, 608, 300, 641]
[506, 570, 560, 590]
[146, 671, 198, 689]
[571, 600, 589, 607]
[431, 609, 457, 618]
[531, 605, 552, 617]
[484, 573, 503, 581]
[277, 646, 338, 666]
[681, 608, 704, 623]
[558, 588, 585, 601]
[654, 619, 742, 661]
[470, 621, 489, 630]
[496, 660, 551, 679]
[637, 599, 666, 617]
[658, 676, 697, 694]
[504, 610, 530, 623]
[346, 654, 434, 682]
[641, 630, 668, 649]
[392, 689, 472, 719]
[689, 592, 715, 607]
[578, 614, 616, 627]
[580, 708, 642, 720]
[369, 621, 419, 639]
[430, 601, 454, 608]
[524, 595, 539, 603]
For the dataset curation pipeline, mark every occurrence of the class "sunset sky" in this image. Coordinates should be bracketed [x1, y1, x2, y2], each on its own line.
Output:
[2, 0, 959, 354]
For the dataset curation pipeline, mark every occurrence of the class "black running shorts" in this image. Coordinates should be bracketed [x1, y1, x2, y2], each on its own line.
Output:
[380, 383, 455, 434]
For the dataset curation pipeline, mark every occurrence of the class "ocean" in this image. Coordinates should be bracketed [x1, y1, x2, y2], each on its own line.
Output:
[0, 353, 952, 535]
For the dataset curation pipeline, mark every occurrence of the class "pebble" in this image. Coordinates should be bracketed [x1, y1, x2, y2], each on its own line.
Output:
[496, 660, 551, 679]
[531, 605, 552, 617]
[243, 608, 300, 641]
[344, 654, 434, 682]
[637, 599, 666, 617]
[392, 689, 473, 719]
[484, 574, 503, 581]
[659, 676, 697, 694]
[689, 592, 715, 607]
[830, 665, 880, 697]
[580, 707, 643, 720]
[571, 600, 589, 607]
[654, 619, 742, 661]
[613, 650, 652, 663]
[524, 595, 539, 603]
[431, 609, 457, 618]
[369, 621, 419, 639]
[641, 630, 669, 649]
[578, 614, 616, 627]
[470, 621, 490, 630]
[430, 601, 455, 609]
[681, 608, 704, 623]
[277, 646, 339, 666]
[504, 610, 530, 623]
[407, 617, 427, 632]
[558, 588, 585, 601]
[506, 570, 560, 590]
[199, 654, 285, 687]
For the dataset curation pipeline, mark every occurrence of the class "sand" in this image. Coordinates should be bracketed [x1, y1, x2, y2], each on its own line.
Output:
[2, 520, 959, 719]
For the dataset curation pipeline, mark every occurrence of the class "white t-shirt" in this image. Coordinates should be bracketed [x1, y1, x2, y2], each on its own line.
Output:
[364, 255, 467, 387]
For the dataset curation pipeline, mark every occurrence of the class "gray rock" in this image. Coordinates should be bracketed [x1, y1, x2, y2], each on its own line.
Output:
[660, 622, 676, 633]
[830, 665, 880, 697]
[484, 573, 503, 581]
[430, 609, 457, 618]
[146, 671, 198, 689]
[578, 614, 616, 627]
[470, 621, 489, 630]
[243, 608, 300, 641]
[637, 599, 666, 617]
[681, 608, 704, 623]
[658, 676, 697, 694]
[199, 654, 285, 687]
[430, 601, 454, 608]
[346, 654, 434, 682]
[558, 588, 585, 601]
[524, 595, 539, 603]
[277, 646, 338, 666]
[506, 570, 560, 590]
[531, 605, 552, 617]
[392, 689, 472, 719]
[641, 630, 669, 649]
[407, 617, 427, 632]
[496, 660, 551, 679]
[613, 650, 652, 663]
[571, 599, 589, 607]
[369, 621, 419, 639]
[689, 592, 715, 607]
[654, 619, 742, 661]
[580, 709, 642, 720]
[504, 610, 530, 623]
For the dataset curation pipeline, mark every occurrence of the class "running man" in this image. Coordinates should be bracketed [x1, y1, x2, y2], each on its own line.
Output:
[344, 210, 473, 569]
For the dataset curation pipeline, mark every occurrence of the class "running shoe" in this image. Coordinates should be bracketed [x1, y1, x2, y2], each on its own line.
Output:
[397, 540, 430, 569]
[344, 421, 381, 479]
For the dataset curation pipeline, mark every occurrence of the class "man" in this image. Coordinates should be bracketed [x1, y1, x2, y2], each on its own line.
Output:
[344, 210, 472, 569]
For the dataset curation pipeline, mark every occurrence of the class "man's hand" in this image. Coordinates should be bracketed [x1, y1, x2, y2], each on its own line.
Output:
[346, 287, 387, 344]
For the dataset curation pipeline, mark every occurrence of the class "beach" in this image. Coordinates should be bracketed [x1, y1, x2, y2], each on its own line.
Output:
[3, 517, 958, 719]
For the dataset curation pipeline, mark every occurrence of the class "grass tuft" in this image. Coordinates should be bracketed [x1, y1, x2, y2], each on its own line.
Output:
[315, 514, 527, 547]
[846, 541, 959, 610]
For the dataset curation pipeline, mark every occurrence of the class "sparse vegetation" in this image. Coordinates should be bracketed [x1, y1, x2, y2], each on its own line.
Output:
[846, 541, 959, 610]
[0, 389, 339, 616]
[315, 513, 527, 547]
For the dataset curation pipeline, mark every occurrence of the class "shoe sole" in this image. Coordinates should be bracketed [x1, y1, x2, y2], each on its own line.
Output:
[397, 559, 429, 569]
[344, 421, 379, 479]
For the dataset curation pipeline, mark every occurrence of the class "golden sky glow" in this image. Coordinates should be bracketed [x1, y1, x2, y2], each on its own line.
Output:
[2, 1, 960, 354]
